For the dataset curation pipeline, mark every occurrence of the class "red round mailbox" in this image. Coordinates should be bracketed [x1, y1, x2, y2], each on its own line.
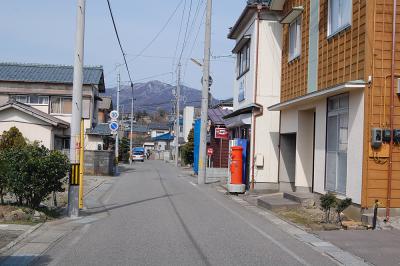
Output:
[230, 146, 243, 185]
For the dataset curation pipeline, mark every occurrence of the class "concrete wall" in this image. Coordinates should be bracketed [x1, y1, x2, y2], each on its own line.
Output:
[296, 110, 314, 191]
[85, 135, 104, 151]
[84, 150, 115, 176]
[346, 90, 364, 203]
[0, 108, 53, 148]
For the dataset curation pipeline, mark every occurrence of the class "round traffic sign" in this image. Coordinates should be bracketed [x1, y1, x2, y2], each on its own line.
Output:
[109, 110, 119, 120]
[109, 121, 119, 131]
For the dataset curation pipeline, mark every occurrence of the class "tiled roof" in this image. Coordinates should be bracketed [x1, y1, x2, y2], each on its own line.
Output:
[208, 108, 232, 125]
[0, 63, 105, 92]
[153, 132, 174, 141]
[148, 123, 170, 130]
[0, 100, 69, 128]
[86, 123, 112, 136]
[126, 124, 149, 133]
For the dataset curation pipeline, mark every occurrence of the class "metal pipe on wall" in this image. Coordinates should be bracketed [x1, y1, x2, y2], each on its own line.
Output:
[250, 5, 264, 191]
[387, 0, 397, 221]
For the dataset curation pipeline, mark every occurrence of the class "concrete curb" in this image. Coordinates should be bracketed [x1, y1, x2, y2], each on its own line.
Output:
[0, 222, 43, 255]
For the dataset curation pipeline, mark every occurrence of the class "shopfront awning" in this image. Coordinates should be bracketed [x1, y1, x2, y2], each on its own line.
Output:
[223, 103, 261, 128]
[268, 80, 366, 111]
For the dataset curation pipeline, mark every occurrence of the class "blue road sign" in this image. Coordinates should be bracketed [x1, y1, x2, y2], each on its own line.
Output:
[109, 121, 119, 131]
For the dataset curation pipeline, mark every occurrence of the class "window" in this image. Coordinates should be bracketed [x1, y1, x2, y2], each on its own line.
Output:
[289, 16, 301, 61]
[328, 0, 352, 37]
[325, 94, 349, 194]
[15, 95, 49, 105]
[50, 97, 72, 114]
[237, 42, 250, 78]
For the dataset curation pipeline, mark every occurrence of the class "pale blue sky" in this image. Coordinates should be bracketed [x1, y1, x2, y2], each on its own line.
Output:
[0, 1, 246, 99]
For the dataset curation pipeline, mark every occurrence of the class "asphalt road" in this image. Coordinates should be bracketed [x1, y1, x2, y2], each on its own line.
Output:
[35, 161, 337, 266]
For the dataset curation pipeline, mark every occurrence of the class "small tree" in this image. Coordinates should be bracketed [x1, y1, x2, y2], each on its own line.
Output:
[119, 137, 130, 163]
[336, 198, 352, 225]
[181, 128, 194, 165]
[0, 153, 7, 204]
[320, 193, 337, 223]
[0, 127, 26, 150]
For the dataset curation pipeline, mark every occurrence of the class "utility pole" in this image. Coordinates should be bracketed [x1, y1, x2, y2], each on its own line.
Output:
[198, 0, 212, 185]
[129, 83, 134, 164]
[68, 0, 86, 218]
[175, 63, 181, 166]
[115, 69, 120, 164]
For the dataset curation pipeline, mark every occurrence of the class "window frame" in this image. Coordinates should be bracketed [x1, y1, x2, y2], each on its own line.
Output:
[50, 96, 73, 115]
[324, 93, 349, 195]
[327, 0, 353, 38]
[15, 95, 49, 105]
[288, 15, 302, 62]
[236, 41, 251, 79]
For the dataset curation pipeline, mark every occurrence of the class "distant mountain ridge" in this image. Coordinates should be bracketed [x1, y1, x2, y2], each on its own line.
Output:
[103, 80, 218, 113]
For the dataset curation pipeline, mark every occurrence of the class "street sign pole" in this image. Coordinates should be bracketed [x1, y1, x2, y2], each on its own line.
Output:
[115, 70, 120, 165]
[68, 0, 85, 218]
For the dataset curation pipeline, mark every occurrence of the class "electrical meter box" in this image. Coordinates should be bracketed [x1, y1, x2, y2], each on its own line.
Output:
[371, 128, 383, 149]
[394, 129, 400, 143]
[382, 129, 392, 143]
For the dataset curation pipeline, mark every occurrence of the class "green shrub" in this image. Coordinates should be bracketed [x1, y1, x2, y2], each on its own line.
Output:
[336, 198, 352, 224]
[3, 144, 69, 209]
[320, 192, 337, 223]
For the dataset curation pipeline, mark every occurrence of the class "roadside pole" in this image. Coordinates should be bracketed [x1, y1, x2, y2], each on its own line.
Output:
[79, 119, 84, 209]
[198, 0, 212, 185]
[175, 63, 181, 166]
[68, 0, 86, 218]
[116, 70, 120, 166]
[129, 83, 134, 164]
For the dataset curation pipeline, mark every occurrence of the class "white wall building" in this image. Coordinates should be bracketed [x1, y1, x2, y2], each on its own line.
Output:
[225, 3, 283, 190]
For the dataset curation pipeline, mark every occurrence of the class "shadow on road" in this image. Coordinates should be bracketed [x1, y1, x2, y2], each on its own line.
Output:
[81, 194, 172, 216]
[0, 255, 52, 266]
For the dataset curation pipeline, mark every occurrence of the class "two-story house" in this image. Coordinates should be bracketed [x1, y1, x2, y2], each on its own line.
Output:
[268, 0, 400, 212]
[225, 1, 283, 191]
[0, 63, 106, 151]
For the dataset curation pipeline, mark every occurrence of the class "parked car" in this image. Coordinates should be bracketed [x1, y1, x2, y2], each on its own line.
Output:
[131, 151, 145, 162]
[131, 147, 145, 162]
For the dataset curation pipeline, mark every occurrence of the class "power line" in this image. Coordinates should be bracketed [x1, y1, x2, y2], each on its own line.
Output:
[128, 0, 184, 64]
[172, 0, 187, 72]
[178, 0, 194, 63]
[182, 6, 206, 82]
[106, 0, 133, 85]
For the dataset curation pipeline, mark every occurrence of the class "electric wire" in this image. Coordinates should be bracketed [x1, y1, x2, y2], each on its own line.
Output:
[128, 0, 185, 64]
[106, 0, 134, 86]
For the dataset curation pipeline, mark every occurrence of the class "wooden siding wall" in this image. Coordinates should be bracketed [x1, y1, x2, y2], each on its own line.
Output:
[281, 0, 367, 102]
[318, 0, 366, 90]
[281, 0, 310, 102]
[363, 0, 400, 208]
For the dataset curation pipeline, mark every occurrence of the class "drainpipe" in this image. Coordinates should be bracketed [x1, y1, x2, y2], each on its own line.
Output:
[251, 4, 264, 191]
[387, 0, 397, 221]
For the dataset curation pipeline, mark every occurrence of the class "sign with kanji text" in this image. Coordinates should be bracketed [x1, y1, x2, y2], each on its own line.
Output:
[215, 127, 229, 139]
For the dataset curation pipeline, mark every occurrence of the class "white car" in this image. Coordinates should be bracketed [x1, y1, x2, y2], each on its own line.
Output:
[131, 151, 145, 162]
